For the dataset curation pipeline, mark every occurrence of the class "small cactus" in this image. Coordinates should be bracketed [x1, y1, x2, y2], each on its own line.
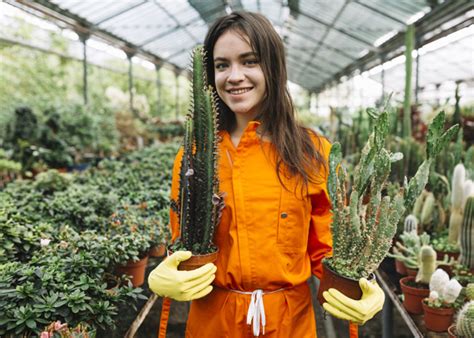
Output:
[466, 283, 474, 301]
[404, 214, 418, 233]
[460, 196, 474, 269]
[448, 163, 468, 244]
[456, 301, 474, 337]
[416, 245, 437, 284]
[420, 192, 435, 228]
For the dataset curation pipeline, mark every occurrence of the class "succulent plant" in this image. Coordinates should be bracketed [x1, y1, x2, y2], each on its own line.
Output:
[170, 46, 224, 254]
[449, 163, 467, 244]
[460, 196, 474, 270]
[456, 300, 474, 337]
[326, 109, 458, 279]
[404, 214, 418, 234]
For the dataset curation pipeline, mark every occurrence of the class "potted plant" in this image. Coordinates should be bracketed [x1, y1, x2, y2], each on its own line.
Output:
[168, 46, 225, 270]
[317, 109, 459, 305]
[422, 269, 462, 332]
[448, 300, 474, 338]
[40, 320, 96, 338]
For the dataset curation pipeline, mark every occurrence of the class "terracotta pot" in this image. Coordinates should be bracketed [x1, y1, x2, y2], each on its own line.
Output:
[447, 324, 457, 338]
[178, 250, 219, 271]
[395, 259, 408, 276]
[436, 250, 460, 261]
[149, 244, 166, 257]
[422, 301, 455, 332]
[406, 267, 418, 277]
[317, 260, 369, 306]
[115, 256, 149, 287]
[399, 276, 429, 314]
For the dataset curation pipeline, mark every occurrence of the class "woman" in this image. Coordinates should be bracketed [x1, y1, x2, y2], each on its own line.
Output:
[149, 11, 384, 338]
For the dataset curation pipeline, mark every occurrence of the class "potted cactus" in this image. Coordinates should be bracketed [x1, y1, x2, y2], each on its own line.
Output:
[168, 46, 225, 270]
[422, 269, 462, 332]
[317, 109, 459, 305]
[448, 300, 474, 338]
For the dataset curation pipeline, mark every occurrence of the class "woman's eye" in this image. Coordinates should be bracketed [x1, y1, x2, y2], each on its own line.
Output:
[215, 63, 227, 70]
[244, 59, 258, 65]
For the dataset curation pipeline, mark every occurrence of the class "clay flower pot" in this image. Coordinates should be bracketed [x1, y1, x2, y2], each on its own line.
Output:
[116, 255, 149, 287]
[395, 259, 407, 276]
[149, 243, 167, 258]
[422, 301, 455, 332]
[406, 267, 418, 277]
[317, 260, 371, 306]
[399, 276, 429, 314]
[177, 250, 219, 271]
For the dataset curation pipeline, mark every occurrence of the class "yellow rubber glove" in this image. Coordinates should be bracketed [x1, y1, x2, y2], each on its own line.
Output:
[148, 251, 217, 301]
[322, 278, 384, 325]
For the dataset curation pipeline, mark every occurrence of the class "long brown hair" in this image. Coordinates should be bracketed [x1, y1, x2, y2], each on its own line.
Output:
[204, 11, 327, 193]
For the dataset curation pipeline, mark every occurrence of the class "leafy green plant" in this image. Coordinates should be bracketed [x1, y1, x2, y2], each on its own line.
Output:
[326, 109, 459, 279]
[170, 46, 224, 254]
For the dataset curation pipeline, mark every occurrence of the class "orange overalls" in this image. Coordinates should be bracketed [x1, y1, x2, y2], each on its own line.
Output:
[169, 121, 333, 338]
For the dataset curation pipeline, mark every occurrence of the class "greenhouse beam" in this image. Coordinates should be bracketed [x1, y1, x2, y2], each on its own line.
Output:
[415, 37, 421, 104]
[77, 32, 90, 105]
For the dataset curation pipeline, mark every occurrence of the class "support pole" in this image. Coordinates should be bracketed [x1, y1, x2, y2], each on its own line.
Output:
[78, 32, 90, 105]
[155, 62, 163, 118]
[174, 68, 180, 119]
[382, 289, 393, 338]
[380, 54, 386, 105]
[126, 50, 136, 114]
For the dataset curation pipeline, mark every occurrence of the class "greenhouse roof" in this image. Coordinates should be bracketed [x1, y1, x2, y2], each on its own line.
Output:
[9, 0, 474, 92]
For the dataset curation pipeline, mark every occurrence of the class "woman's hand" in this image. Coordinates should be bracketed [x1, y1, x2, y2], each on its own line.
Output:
[148, 251, 216, 301]
[322, 278, 385, 325]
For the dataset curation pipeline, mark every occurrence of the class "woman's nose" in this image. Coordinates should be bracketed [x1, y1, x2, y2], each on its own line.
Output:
[228, 65, 244, 82]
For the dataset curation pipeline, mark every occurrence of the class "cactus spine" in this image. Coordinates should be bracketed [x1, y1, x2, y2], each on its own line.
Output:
[456, 301, 474, 338]
[460, 196, 474, 269]
[174, 46, 224, 254]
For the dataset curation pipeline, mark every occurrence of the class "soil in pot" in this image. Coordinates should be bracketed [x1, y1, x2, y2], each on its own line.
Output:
[317, 260, 373, 306]
[116, 255, 149, 287]
[422, 300, 455, 332]
[399, 276, 429, 314]
[177, 250, 219, 271]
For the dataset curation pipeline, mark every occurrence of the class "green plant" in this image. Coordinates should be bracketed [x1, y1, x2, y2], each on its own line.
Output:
[424, 269, 462, 308]
[456, 300, 474, 337]
[449, 163, 467, 244]
[460, 196, 474, 270]
[326, 108, 458, 279]
[170, 46, 224, 254]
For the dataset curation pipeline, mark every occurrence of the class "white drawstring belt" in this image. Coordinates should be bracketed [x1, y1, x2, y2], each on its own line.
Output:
[229, 287, 286, 336]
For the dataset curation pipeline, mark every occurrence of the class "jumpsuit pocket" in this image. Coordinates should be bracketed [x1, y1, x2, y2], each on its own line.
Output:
[277, 188, 306, 252]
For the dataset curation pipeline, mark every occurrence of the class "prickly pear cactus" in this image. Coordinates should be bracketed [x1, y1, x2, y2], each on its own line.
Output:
[326, 110, 458, 279]
[172, 46, 224, 254]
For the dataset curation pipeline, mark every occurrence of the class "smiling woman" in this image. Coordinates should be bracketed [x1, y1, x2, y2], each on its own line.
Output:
[148, 11, 384, 338]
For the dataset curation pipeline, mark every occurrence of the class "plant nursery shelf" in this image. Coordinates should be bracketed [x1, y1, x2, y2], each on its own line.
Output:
[377, 258, 451, 338]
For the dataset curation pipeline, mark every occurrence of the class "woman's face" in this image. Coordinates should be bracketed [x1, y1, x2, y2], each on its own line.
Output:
[213, 30, 266, 121]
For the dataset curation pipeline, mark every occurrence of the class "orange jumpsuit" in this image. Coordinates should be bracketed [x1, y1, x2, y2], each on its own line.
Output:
[169, 121, 333, 338]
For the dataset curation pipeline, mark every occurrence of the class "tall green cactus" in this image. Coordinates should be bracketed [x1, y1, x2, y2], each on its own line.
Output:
[460, 196, 474, 270]
[172, 46, 224, 254]
[327, 109, 458, 279]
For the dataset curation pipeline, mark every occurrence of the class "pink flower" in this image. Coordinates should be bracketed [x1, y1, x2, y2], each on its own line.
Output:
[53, 320, 68, 331]
[40, 332, 50, 338]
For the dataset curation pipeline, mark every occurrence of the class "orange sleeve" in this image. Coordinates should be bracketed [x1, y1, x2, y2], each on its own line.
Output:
[169, 147, 184, 242]
[308, 137, 333, 279]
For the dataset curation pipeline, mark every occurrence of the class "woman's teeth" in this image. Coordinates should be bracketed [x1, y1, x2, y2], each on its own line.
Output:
[229, 88, 251, 94]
